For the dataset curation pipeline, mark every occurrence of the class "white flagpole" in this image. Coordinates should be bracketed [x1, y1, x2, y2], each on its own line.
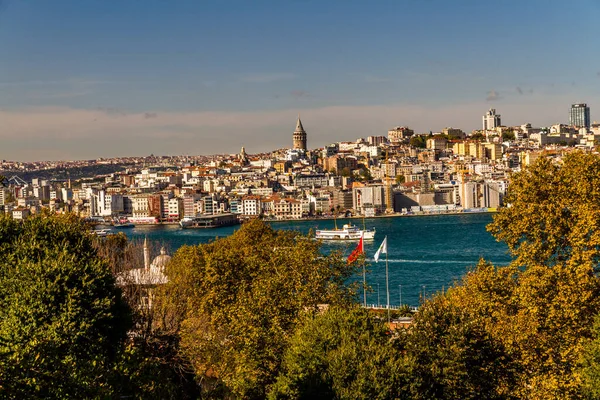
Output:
[385, 236, 390, 323]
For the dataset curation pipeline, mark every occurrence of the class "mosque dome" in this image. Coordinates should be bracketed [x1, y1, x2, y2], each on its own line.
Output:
[150, 247, 171, 271]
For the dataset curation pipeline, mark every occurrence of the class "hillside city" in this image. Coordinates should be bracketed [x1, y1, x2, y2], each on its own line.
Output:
[1, 104, 597, 224]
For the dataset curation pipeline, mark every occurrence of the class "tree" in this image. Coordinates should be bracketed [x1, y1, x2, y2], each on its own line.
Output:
[395, 174, 405, 185]
[409, 136, 426, 148]
[268, 306, 409, 400]
[0, 213, 131, 398]
[502, 130, 515, 141]
[488, 152, 600, 268]
[405, 287, 516, 400]
[581, 314, 600, 399]
[356, 166, 372, 182]
[434, 259, 600, 398]
[156, 219, 358, 398]
[340, 167, 351, 177]
[470, 132, 485, 141]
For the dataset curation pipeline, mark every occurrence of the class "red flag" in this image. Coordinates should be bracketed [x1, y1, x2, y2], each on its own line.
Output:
[347, 235, 364, 264]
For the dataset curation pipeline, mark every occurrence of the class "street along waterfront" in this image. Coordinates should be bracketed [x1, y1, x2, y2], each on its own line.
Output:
[120, 212, 511, 307]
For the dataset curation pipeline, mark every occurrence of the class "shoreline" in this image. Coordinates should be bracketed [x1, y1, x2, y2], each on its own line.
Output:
[265, 209, 497, 224]
[98, 209, 498, 228]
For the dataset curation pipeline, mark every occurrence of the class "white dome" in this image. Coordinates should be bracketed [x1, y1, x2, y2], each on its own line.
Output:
[150, 247, 171, 270]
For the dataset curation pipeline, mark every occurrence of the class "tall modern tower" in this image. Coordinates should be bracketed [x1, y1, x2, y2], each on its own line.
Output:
[482, 109, 501, 130]
[569, 103, 590, 129]
[293, 115, 307, 151]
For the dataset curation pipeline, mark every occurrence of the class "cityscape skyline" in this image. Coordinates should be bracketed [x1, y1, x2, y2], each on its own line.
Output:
[1, 0, 599, 160]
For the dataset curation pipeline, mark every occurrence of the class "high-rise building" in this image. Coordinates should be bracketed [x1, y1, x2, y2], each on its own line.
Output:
[292, 115, 307, 151]
[569, 103, 590, 128]
[482, 109, 501, 130]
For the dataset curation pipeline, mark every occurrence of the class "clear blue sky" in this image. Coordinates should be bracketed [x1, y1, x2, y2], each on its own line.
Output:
[1, 0, 599, 160]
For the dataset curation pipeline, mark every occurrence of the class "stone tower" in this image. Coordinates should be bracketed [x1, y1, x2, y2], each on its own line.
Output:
[293, 115, 307, 151]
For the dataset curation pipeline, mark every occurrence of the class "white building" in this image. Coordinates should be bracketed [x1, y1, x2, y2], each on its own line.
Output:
[242, 196, 261, 216]
[482, 109, 501, 131]
[132, 194, 150, 218]
[352, 185, 386, 215]
[168, 198, 183, 220]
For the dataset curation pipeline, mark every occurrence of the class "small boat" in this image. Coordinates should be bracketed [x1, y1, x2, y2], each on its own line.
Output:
[113, 218, 134, 228]
[92, 228, 113, 237]
[315, 223, 375, 240]
[179, 217, 194, 228]
[113, 222, 135, 228]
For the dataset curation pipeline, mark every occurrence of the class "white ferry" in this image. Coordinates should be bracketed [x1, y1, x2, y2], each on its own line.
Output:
[315, 223, 375, 240]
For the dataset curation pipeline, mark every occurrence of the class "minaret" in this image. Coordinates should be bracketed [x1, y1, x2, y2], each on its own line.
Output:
[293, 115, 307, 151]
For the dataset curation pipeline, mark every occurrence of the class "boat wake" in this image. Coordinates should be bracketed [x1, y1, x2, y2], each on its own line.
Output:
[370, 258, 477, 264]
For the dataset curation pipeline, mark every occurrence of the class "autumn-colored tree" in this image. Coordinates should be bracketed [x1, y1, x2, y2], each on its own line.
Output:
[405, 285, 516, 400]
[156, 219, 358, 398]
[581, 314, 600, 399]
[488, 151, 600, 268]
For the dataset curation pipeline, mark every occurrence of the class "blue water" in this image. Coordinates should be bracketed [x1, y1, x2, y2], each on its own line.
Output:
[119, 213, 511, 307]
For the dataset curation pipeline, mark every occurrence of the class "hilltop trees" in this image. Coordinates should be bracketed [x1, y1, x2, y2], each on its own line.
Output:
[155, 219, 358, 398]
[0, 213, 131, 398]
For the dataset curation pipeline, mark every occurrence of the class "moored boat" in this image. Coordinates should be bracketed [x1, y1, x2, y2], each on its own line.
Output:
[113, 218, 135, 228]
[92, 228, 113, 237]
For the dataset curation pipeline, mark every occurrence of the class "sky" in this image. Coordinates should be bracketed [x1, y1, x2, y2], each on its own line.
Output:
[1, 0, 599, 161]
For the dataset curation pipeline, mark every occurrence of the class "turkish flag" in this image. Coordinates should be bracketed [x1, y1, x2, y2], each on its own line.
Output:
[347, 236, 364, 264]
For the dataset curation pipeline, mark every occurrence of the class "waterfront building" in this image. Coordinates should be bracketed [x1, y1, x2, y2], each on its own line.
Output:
[293, 116, 307, 151]
[482, 109, 501, 131]
[569, 103, 590, 129]
[459, 181, 481, 209]
[241, 195, 261, 217]
[352, 185, 386, 215]
[168, 197, 183, 220]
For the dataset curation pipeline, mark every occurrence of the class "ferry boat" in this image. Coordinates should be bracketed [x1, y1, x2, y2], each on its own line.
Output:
[179, 213, 240, 229]
[315, 223, 375, 240]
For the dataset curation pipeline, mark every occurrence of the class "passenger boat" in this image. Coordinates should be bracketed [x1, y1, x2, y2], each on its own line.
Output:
[315, 223, 375, 240]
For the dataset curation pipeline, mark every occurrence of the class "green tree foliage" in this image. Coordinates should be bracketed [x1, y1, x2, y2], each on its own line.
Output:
[269, 306, 408, 400]
[502, 130, 516, 141]
[488, 152, 600, 268]
[470, 132, 485, 141]
[340, 167, 351, 177]
[0, 213, 131, 398]
[409, 135, 426, 148]
[156, 219, 358, 398]
[355, 165, 372, 182]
